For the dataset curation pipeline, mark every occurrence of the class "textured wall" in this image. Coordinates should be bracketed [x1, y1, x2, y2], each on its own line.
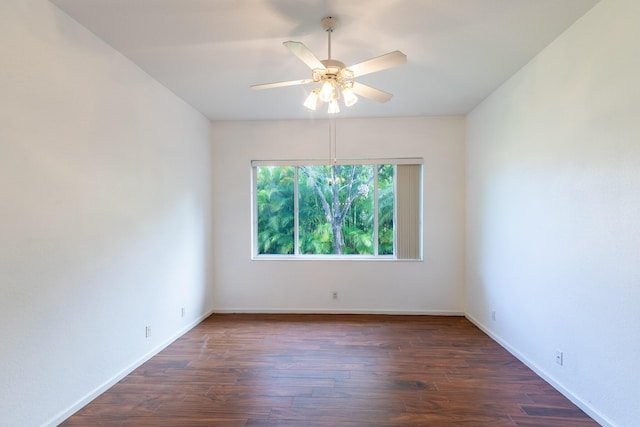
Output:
[0, 1, 213, 425]
[211, 117, 466, 314]
[466, 1, 640, 425]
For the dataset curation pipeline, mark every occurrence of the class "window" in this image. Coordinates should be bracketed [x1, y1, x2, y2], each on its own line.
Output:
[252, 159, 422, 259]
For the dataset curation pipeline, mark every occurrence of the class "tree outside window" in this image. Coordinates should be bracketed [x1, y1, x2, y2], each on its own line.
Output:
[255, 163, 394, 256]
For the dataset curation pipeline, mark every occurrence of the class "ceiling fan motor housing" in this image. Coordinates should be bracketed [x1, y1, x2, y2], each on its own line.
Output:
[321, 59, 346, 78]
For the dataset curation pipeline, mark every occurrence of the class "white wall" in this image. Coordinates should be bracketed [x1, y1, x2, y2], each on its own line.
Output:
[211, 117, 466, 314]
[466, 1, 640, 426]
[0, 1, 213, 426]
[5, 0, 635, 425]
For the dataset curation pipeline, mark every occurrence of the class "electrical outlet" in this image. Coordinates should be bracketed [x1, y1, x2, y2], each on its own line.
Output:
[332, 291, 338, 300]
[491, 311, 496, 321]
[145, 326, 151, 338]
[555, 350, 563, 366]
[181, 307, 186, 318]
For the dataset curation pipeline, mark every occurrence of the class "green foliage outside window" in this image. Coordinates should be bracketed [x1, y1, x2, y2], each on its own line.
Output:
[256, 166, 295, 254]
[377, 164, 394, 255]
[256, 164, 394, 256]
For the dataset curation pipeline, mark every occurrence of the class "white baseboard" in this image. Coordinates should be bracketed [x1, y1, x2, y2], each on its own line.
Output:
[211, 308, 465, 316]
[46, 309, 215, 427]
[464, 313, 614, 427]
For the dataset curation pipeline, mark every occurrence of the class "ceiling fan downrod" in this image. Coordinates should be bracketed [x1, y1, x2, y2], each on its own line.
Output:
[321, 16, 336, 60]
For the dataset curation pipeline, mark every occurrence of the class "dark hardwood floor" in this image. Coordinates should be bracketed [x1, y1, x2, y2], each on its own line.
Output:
[62, 314, 599, 426]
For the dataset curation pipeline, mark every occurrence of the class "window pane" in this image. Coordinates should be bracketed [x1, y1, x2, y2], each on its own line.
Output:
[298, 165, 375, 255]
[256, 166, 295, 254]
[342, 165, 374, 255]
[298, 165, 333, 254]
[378, 164, 395, 255]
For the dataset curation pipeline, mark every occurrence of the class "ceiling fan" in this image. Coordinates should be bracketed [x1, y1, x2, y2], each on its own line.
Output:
[251, 16, 407, 114]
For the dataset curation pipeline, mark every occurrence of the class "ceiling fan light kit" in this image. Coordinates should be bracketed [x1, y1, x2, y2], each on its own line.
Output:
[251, 16, 406, 114]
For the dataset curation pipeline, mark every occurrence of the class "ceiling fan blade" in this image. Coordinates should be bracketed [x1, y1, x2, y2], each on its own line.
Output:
[347, 51, 407, 78]
[283, 41, 326, 70]
[351, 82, 393, 103]
[251, 79, 314, 90]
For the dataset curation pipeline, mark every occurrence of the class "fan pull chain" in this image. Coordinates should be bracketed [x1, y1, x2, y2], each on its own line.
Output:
[328, 117, 337, 187]
[329, 117, 337, 164]
[333, 117, 337, 164]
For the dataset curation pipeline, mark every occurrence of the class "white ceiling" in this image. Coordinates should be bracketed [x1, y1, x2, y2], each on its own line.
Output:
[51, 0, 599, 121]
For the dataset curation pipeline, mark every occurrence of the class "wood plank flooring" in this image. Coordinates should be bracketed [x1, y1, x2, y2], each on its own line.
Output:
[61, 314, 599, 426]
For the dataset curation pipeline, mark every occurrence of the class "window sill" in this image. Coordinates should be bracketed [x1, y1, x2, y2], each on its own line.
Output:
[251, 255, 422, 262]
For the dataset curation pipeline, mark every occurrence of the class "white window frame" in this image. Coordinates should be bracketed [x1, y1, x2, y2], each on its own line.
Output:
[251, 158, 423, 261]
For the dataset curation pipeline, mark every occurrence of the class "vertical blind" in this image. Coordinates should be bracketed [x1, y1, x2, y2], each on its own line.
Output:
[396, 164, 422, 259]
